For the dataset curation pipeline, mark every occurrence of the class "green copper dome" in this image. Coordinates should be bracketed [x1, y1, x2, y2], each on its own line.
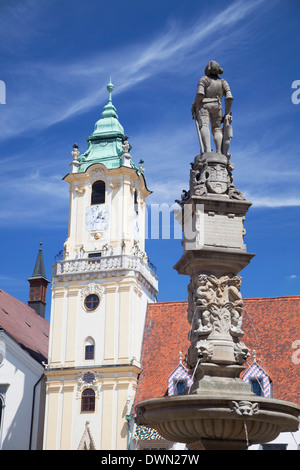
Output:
[77, 80, 135, 172]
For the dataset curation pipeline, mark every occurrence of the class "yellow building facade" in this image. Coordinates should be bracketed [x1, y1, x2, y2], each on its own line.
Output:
[43, 82, 158, 450]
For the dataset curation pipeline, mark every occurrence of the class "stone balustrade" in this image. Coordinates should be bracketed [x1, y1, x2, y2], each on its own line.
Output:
[52, 255, 158, 293]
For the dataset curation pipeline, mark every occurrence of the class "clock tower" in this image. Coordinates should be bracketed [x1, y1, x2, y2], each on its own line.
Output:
[43, 81, 158, 450]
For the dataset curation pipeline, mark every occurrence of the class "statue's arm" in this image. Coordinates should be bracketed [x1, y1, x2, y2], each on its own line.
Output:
[192, 78, 206, 115]
[222, 79, 234, 115]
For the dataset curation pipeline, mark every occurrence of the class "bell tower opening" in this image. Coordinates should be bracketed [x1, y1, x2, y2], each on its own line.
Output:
[91, 180, 105, 205]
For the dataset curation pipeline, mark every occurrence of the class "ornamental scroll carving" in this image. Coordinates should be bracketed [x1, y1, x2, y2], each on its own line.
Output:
[75, 370, 104, 399]
[80, 283, 104, 301]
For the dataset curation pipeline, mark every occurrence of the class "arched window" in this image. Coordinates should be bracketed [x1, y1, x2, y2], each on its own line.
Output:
[81, 388, 95, 412]
[84, 338, 95, 360]
[91, 180, 105, 205]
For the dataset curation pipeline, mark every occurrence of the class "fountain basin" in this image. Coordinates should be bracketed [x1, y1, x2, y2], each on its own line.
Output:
[135, 394, 300, 450]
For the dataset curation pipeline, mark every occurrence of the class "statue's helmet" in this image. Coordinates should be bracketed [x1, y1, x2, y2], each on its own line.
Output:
[205, 60, 223, 76]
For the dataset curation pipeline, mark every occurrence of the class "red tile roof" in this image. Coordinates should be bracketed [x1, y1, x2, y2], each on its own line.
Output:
[135, 296, 300, 408]
[242, 296, 300, 405]
[0, 288, 49, 363]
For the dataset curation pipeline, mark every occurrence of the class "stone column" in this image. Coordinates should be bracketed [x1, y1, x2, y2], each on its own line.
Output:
[174, 151, 255, 397]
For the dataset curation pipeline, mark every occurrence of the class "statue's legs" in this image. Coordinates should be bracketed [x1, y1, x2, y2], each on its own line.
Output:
[199, 103, 223, 154]
[212, 127, 223, 154]
[210, 105, 223, 154]
[198, 107, 211, 153]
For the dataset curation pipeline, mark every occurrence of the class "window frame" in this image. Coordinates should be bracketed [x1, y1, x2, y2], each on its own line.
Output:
[250, 377, 264, 396]
[84, 294, 100, 311]
[85, 344, 95, 360]
[81, 388, 96, 413]
[91, 180, 106, 205]
[174, 379, 187, 396]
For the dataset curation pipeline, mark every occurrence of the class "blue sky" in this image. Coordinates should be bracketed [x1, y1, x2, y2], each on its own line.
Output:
[0, 0, 299, 322]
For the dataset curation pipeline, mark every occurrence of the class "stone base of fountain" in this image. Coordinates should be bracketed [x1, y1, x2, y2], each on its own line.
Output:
[135, 391, 300, 450]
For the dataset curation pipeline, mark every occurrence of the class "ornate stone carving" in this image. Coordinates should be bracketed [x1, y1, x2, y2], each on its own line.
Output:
[187, 273, 249, 367]
[80, 283, 104, 301]
[231, 401, 259, 417]
[90, 167, 106, 182]
[189, 274, 245, 337]
[71, 144, 79, 161]
[74, 186, 86, 195]
[234, 342, 251, 364]
[190, 152, 245, 200]
[75, 370, 104, 399]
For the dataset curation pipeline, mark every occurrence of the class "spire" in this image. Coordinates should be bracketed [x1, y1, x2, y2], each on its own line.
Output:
[28, 242, 48, 282]
[28, 242, 50, 318]
[100, 78, 119, 120]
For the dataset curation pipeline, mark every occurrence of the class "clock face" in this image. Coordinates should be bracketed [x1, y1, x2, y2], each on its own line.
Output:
[85, 205, 109, 232]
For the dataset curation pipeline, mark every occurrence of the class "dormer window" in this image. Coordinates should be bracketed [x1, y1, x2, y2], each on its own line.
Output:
[175, 379, 187, 396]
[168, 352, 193, 396]
[250, 377, 263, 396]
[91, 180, 105, 205]
[242, 354, 272, 398]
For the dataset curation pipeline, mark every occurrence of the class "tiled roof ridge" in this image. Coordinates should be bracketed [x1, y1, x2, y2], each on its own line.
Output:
[152, 295, 300, 306]
[243, 295, 300, 301]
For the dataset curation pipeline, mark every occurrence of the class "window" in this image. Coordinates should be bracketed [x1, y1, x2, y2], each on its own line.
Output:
[174, 379, 187, 396]
[85, 344, 94, 360]
[250, 378, 263, 396]
[81, 388, 95, 412]
[134, 189, 138, 214]
[88, 252, 102, 258]
[91, 180, 105, 205]
[84, 294, 100, 311]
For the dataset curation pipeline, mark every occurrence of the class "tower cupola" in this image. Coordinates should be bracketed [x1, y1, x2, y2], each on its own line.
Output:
[75, 80, 137, 172]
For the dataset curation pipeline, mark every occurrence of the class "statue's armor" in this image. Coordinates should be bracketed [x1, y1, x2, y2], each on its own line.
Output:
[196, 76, 233, 135]
[197, 76, 233, 101]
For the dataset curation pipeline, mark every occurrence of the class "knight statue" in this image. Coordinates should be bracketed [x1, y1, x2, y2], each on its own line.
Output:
[192, 60, 233, 157]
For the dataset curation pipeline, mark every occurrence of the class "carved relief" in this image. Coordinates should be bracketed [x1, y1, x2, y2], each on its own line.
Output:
[231, 400, 259, 417]
[186, 339, 214, 369]
[187, 273, 249, 367]
[189, 274, 245, 338]
[190, 153, 245, 200]
[89, 167, 106, 182]
[234, 342, 251, 364]
[80, 283, 104, 301]
[75, 370, 104, 399]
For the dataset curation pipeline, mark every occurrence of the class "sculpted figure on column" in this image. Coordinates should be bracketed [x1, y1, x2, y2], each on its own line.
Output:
[192, 60, 233, 156]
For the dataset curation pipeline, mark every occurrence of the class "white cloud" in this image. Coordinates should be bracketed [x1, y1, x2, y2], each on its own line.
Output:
[0, 0, 268, 139]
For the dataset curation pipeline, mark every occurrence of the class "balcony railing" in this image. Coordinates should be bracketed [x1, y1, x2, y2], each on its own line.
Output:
[52, 255, 158, 291]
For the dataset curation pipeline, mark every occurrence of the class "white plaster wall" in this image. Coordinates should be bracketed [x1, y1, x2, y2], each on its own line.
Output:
[0, 332, 44, 450]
